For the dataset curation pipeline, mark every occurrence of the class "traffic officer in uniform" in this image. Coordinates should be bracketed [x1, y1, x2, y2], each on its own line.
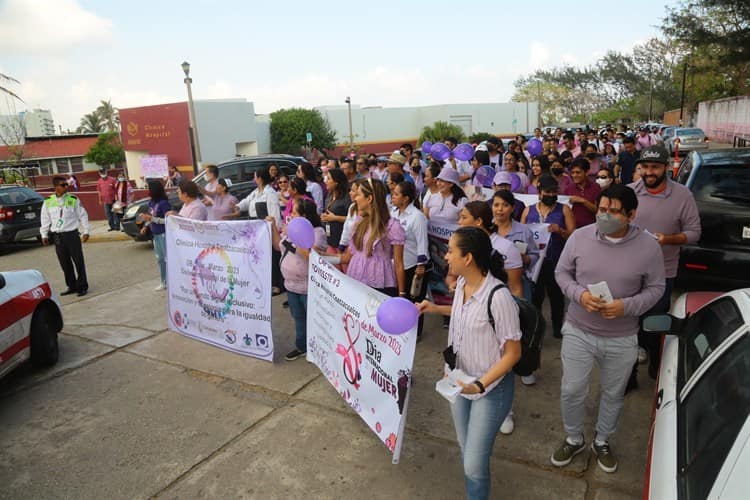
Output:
[40, 176, 91, 296]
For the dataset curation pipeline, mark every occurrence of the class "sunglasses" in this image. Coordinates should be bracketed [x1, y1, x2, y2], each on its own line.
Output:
[56, 183, 68, 187]
[279, 180, 289, 184]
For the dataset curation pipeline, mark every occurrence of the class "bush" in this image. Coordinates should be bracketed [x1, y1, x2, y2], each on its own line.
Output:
[417, 121, 465, 145]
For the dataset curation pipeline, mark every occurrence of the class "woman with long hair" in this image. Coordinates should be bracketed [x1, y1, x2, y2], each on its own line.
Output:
[297, 162, 324, 214]
[421, 162, 442, 213]
[342, 178, 406, 297]
[391, 181, 429, 339]
[267, 198, 327, 361]
[139, 180, 171, 291]
[320, 168, 351, 250]
[417, 226, 522, 500]
[526, 156, 550, 195]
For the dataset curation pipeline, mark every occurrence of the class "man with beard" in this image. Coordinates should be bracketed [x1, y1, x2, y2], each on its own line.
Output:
[627, 146, 701, 386]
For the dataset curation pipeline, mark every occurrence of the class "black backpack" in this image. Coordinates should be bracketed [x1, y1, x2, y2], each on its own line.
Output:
[487, 284, 546, 376]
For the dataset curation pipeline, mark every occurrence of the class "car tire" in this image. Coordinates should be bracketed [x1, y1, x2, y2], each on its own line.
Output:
[30, 306, 59, 368]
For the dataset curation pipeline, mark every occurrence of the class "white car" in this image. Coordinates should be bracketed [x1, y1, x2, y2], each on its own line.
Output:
[643, 289, 750, 500]
[0, 270, 63, 379]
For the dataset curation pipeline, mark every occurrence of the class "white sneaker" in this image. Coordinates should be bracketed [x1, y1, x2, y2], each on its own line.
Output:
[638, 347, 648, 364]
[521, 374, 537, 386]
[500, 412, 515, 435]
[154, 283, 166, 291]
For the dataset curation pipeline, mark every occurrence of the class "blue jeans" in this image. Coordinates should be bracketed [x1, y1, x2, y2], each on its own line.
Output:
[287, 291, 308, 352]
[104, 203, 118, 230]
[450, 373, 514, 500]
[152, 233, 167, 286]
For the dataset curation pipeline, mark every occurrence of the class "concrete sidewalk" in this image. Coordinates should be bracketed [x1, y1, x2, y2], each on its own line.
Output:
[0, 277, 653, 499]
[87, 219, 134, 243]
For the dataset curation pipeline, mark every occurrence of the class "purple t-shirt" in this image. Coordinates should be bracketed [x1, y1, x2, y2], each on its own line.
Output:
[346, 218, 406, 289]
[563, 179, 600, 228]
[207, 193, 238, 221]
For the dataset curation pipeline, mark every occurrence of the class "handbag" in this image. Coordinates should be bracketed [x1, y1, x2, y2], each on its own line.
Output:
[112, 200, 124, 213]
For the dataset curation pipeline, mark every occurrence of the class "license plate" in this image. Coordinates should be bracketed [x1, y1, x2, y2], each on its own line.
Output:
[743, 226, 750, 239]
[25, 212, 36, 220]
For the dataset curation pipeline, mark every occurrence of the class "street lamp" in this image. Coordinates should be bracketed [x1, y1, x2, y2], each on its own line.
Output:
[345, 96, 354, 151]
[182, 61, 202, 175]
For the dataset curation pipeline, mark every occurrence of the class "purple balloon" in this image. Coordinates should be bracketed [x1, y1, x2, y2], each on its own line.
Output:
[430, 143, 451, 161]
[472, 166, 496, 188]
[509, 173, 522, 193]
[453, 143, 475, 162]
[286, 217, 315, 249]
[376, 297, 418, 335]
[527, 138, 543, 156]
[421, 141, 433, 154]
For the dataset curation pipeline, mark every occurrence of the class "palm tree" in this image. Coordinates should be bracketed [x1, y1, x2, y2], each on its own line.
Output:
[77, 112, 104, 134]
[0, 72, 23, 101]
[96, 99, 120, 132]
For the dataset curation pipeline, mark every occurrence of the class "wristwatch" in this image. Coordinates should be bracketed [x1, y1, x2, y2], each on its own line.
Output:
[473, 380, 486, 393]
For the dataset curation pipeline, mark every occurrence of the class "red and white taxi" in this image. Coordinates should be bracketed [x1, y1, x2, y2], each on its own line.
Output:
[643, 289, 750, 500]
[0, 270, 63, 379]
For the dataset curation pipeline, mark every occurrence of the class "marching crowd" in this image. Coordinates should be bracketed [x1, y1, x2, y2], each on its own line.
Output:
[40, 124, 698, 500]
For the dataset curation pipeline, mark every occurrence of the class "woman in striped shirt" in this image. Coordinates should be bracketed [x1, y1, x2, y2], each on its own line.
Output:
[417, 227, 522, 500]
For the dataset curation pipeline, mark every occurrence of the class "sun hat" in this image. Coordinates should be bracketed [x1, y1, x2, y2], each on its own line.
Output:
[493, 171, 512, 185]
[388, 152, 407, 165]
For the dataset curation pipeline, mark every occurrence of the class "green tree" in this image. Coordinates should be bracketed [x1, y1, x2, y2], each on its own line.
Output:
[0, 73, 22, 101]
[96, 99, 120, 132]
[417, 121, 465, 144]
[468, 132, 497, 144]
[662, 0, 750, 95]
[77, 111, 104, 134]
[269, 108, 337, 154]
[84, 131, 124, 167]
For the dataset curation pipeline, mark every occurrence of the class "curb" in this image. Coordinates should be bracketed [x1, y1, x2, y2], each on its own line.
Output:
[87, 232, 132, 243]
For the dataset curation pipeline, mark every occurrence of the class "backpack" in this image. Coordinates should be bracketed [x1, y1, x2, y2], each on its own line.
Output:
[487, 284, 546, 376]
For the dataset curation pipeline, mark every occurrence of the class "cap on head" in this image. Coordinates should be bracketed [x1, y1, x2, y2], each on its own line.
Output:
[635, 145, 670, 165]
[436, 167, 460, 185]
[493, 171, 512, 185]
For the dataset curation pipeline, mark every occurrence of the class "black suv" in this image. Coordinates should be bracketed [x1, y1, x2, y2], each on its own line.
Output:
[121, 154, 303, 241]
[0, 185, 45, 244]
[675, 148, 750, 289]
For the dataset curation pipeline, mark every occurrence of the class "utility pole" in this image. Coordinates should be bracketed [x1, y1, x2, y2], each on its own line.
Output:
[679, 60, 688, 127]
[182, 61, 202, 175]
[345, 96, 354, 152]
[537, 80, 542, 127]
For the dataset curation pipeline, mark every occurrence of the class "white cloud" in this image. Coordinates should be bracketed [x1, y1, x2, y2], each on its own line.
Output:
[0, 0, 112, 54]
[206, 80, 234, 99]
[529, 41, 551, 69]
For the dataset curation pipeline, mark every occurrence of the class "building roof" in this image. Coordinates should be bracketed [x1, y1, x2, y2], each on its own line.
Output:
[0, 136, 98, 161]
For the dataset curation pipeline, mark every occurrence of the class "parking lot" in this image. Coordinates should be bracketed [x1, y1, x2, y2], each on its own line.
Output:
[0, 237, 654, 499]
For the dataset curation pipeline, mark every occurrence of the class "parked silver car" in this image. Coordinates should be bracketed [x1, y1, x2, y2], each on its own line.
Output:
[665, 127, 710, 156]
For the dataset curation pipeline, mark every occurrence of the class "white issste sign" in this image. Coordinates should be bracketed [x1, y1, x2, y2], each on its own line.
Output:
[306, 251, 417, 463]
[166, 217, 274, 361]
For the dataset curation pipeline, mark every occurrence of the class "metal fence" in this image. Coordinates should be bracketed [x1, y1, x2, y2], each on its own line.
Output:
[733, 136, 750, 148]
[0, 166, 41, 188]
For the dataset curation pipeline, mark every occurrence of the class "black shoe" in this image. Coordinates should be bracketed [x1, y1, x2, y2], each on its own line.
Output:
[107, 228, 115, 232]
[553, 331, 563, 339]
[282, 301, 289, 308]
[442, 317, 450, 329]
[77, 289, 88, 297]
[625, 374, 638, 395]
[272, 287, 282, 296]
[285, 349, 306, 361]
[60, 289, 76, 296]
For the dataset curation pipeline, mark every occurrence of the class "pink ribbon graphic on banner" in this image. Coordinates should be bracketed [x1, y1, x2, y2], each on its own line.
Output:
[336, 313, 362, 389]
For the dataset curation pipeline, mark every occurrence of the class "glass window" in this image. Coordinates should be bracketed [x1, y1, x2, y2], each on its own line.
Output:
[691, 164, 750, 204]
[676, 128, 705, 136]
[683, 297, 744, 381]
[240, 161, 269, 182]
[680, 334, 750, 500]
[675, 154, 693, 184]
[217, 163, 241, 184]
[0, 187, 24, 204]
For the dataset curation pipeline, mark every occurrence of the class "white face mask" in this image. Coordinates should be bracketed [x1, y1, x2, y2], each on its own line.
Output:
[100, 173, 107, 178]
[596, 178, 612, 189]
[117, 177, 125, 182]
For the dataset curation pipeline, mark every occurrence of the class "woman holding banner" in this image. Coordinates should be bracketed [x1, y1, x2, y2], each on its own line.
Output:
[342, 178, 406, 298]
[391, 181, 429, 339]
[267, 198, 327, 361]
[521, 175, 575, 339]
[417, 226, 522, 500]
[168, 180, 207, 221]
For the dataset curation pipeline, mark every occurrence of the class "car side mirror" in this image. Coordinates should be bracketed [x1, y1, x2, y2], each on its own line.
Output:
[0, 273, 5, 290]
[643, 314, 685, 336]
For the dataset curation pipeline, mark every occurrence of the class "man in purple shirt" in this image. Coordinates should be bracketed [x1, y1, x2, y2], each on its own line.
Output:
[562, 158, 600, 228]
[551, 184, 665, 474]
[628, 145, 701, 382]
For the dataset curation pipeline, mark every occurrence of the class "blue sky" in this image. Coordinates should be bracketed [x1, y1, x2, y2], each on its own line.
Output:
[0, 0, 678, 131]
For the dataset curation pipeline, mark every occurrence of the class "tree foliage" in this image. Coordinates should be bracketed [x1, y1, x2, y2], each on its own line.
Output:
[269, 108, 337, 154]
[96, 99, 120, 132]
[417, 121, 465, 144]
[662, 0, 750, 95]
[468, 132, 497, 144]
[84, 131, 124, 166]
[77, 112, 105, 134]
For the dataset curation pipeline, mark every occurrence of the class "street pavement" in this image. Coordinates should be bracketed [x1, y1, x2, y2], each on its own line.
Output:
[0, 235, 654, 500]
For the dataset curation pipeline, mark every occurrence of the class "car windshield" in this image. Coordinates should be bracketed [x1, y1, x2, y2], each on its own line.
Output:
[692, 164, 750, 203]
[680, 334, 750, 500]
[677, 128, 705, 136]
[0, 187, 42, 204]
[682, 297, 744, 381]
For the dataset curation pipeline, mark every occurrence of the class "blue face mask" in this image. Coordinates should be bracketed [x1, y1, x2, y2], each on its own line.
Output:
[616, 139, 623, 144]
